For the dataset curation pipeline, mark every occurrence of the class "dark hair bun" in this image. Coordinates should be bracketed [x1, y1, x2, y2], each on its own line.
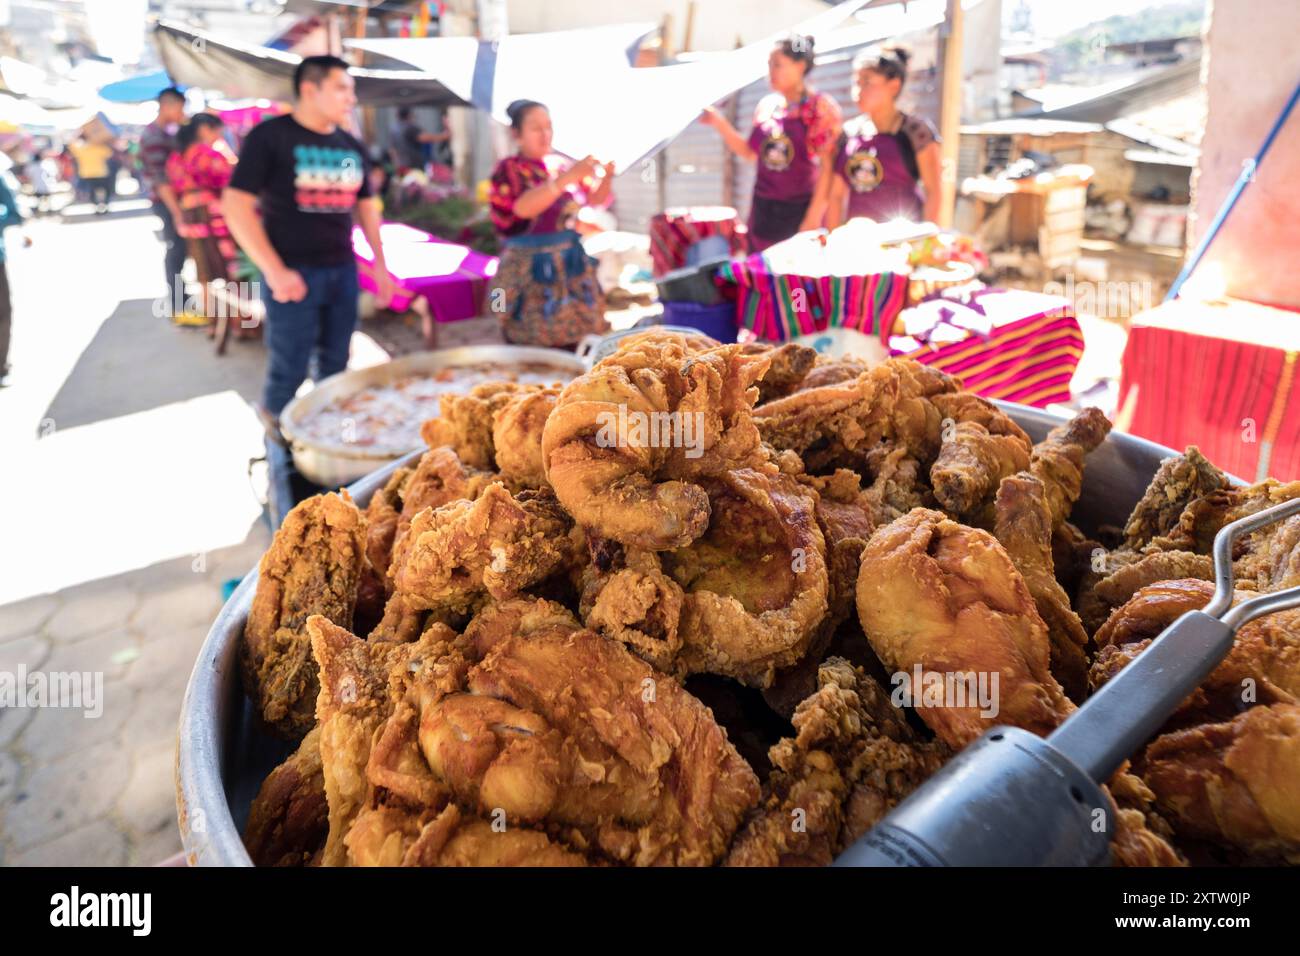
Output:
[885, 44, 912, 68]
[505, 99, 546, 131]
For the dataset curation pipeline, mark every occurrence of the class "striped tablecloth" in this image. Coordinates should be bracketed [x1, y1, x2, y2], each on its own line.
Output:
[1117, 296, 1300, 481]
[890, 289, 1084, 408]
[649, 208, 747, 277]
[718, 251, 909, 343]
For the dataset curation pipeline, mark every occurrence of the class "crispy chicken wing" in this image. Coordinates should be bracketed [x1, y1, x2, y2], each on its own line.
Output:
[242, 492, 367, 739]
[541, 338, 770, 550]
[1024, 407, 1112, 528]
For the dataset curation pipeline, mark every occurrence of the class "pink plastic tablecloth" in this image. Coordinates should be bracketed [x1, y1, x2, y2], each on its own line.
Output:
[352, 222, 498, 321]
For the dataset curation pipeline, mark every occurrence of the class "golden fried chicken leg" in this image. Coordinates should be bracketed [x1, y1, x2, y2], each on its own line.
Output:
[994, 473, 1090, 701]
[856, 508, 1073, 748]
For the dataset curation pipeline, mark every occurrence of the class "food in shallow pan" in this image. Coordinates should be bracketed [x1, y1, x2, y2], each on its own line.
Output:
[294, 361, 577, 454]
[238, 332, 1300, 867]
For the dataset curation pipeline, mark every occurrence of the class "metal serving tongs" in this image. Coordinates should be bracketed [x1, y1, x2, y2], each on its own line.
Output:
[837, 496, 1300, 867]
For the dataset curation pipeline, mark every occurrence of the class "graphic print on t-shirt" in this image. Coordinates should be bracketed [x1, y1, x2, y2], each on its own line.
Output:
[292, 143, 365, 213]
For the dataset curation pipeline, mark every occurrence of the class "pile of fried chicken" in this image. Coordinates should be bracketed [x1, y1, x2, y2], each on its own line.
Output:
[239, 329, 1300, 867]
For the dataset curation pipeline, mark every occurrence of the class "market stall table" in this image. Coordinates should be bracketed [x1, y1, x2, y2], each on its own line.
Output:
[352, 223, 497, 346]
[1117, 296, 1300, 481]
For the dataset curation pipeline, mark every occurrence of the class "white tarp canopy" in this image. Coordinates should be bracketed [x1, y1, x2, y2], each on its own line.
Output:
[349, 0, 873, 173]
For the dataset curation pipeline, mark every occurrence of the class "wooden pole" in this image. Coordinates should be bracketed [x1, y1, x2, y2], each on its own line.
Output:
[936, 0, 964, 228]
[656, 14, 675, 215]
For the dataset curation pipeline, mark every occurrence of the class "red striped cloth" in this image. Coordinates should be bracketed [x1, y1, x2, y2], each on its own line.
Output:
[1117, 297, 1300, 481]
[891, 290, 1084, 409]
[718, 250, 908, 343]
[650, 208, 747, 276]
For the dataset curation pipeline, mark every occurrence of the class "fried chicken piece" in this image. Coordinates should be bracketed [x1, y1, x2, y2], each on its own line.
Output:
[243, 726, 329, 866]
[1148, 479, 1300, 555]
[753, 369, 893, 471]
[1080, 550, 1215, 635]
[400, 805, 588, 867]
[542, 339, 770, 549]
[1108, 769, 1187, 867]
[579, 468, 828, 687]
[363, 465, 411, 579]
[754, 358, 957, 473]
[743, 342, 818, 404]
[420, 381, 545, 470]
[856, 508, 1073, 748]
[1228, 488, 1300, 590]
[1090, 578, 1300, 727]
[669, 469, 828, 687]
[726, 659, 949, 866]
[1025, 407, 1112, 529]
[491, 388, 560, 488]
[1123, 446, 1229, 550]
[242, 492, 367, 739]
[860, 442, 931, 518]
[392, 483, 581, 615]
[929, 393, 1032, 516]
[392, 446, 499, 559]
[994, 473, 1090, 702]
[800, 469, 881, 637]
[581, 547, 686, 674]
[607, 327, 720, 356]
[795, 356, 870, 393]
[461, 595, 580, 658]
[423, 627, 760, 865]
[309, 615, 467, 866]
[1143, 703, 1300, 862]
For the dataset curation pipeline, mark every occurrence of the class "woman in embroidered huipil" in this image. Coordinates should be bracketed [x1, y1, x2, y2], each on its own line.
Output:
[827, 44, 942, 228]
[700, 34, 842, 252]
[484, 100, 611, 348]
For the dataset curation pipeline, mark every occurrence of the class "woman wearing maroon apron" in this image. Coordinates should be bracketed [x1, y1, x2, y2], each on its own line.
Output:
[827, 45, 942, 227]
[701, 35, 842, 252]
[487, 99, 612, 347]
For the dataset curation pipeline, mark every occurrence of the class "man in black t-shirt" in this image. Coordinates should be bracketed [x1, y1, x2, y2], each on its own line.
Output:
[223, 55, 394, 418]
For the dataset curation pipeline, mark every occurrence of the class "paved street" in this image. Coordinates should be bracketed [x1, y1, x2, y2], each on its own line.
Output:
[0, 205, 436, 865]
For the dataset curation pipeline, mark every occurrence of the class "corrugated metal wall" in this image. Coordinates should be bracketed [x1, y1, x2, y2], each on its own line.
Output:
[610, 28, 943, 232]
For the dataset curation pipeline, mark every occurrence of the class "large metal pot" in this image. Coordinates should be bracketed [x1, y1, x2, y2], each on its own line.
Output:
[279, 346, 586, 488]
[176, 404, 1187, 866]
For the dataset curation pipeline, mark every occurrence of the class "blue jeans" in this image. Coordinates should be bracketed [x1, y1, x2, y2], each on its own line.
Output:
[261, 263, 359, 415]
